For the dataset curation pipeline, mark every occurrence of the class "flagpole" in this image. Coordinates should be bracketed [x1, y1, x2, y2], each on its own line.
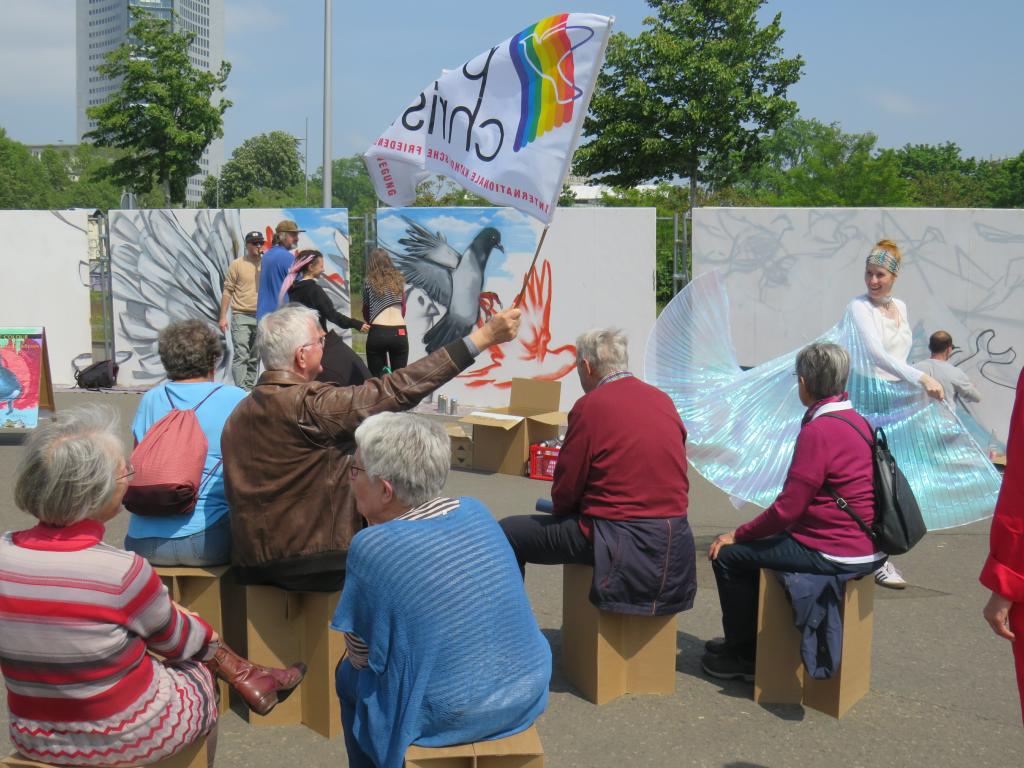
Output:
[513, 225, 549, 308]
[322, 0, 332, 207]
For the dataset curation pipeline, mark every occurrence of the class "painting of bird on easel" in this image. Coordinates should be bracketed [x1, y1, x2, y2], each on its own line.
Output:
[0, 329, 44, 429]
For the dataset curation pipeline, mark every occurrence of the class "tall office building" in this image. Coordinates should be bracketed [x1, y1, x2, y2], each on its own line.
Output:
[76, 0, 225, 204]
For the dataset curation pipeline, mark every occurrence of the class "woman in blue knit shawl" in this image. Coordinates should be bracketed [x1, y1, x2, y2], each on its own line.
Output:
[332, 412, 551, 768]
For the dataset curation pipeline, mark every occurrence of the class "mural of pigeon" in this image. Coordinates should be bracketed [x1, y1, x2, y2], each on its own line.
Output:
[0, 360, 23, 415]
[390, 215, 505, 353]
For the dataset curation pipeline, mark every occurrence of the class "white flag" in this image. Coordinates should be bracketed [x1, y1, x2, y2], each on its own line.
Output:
[365, 13, 613, 224]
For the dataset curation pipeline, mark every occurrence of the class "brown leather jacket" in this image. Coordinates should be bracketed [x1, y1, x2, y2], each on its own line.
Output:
[221, 340, 474, 590]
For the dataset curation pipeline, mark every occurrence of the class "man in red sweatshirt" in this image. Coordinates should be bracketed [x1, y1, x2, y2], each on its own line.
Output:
[499, 328, 696, 617]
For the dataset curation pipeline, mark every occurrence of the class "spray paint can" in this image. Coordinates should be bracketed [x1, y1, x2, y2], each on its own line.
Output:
[437, 394, 448, 414]
[448, 398, 458, 415]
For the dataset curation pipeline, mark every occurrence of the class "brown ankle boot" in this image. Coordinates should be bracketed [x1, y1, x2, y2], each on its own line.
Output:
[204, 642, 306, 716]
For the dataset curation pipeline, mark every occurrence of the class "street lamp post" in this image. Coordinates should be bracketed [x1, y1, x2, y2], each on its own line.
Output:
[322, 0, 332, 208]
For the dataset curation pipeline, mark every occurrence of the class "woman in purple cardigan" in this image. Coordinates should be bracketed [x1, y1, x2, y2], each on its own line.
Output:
[703, 342, 887, 681]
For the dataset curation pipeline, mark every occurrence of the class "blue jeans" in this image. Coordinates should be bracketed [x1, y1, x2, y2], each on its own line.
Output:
[336, 659, 376, 768]
[712, 533, 881, 660]
[124, 515, 232, 567]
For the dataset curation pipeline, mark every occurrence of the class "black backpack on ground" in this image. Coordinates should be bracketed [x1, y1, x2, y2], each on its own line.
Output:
[821, 413, 927, 556]
[74, 359, 119, 389]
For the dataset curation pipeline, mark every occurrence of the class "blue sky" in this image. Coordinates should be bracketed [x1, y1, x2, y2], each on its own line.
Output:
[3, 1, 1023, 172]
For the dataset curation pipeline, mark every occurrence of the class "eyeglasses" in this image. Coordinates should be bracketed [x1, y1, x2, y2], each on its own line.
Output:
[118, 461, 135, 482]
[301, 335, 326, 349]
[349, 463, 366, 480]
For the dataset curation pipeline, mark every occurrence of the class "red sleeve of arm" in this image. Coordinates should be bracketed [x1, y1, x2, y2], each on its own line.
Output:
[980, 371, 1024, 602]
[551, 404, 589, 516]
[735, 427, 826, 541]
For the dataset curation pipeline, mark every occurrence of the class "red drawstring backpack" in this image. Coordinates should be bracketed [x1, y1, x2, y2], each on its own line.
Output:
[123, 386, 222, 517]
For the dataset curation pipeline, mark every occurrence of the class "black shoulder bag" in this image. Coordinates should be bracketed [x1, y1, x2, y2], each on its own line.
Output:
[820, 413, 927, 556]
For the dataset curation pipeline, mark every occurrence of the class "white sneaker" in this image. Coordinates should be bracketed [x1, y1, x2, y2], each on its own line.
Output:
[874, 561, 907, 590]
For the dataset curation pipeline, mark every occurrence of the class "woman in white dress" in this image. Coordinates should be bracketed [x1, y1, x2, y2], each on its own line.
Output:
[846, 239, 943, 588]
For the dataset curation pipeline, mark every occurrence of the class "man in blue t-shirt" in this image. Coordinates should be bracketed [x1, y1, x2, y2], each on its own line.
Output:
[256, 219, 304, 319]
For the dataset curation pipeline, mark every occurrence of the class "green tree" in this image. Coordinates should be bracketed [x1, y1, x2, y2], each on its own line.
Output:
[85, 7, 231, 205]
[201, 131, 303, 207]
[892, 142, 990, 207]
[985, 151, 1024, 208]
[38, 147, 70, 194]
[733, 117, 911, 206]
[0, 129, 53, 209]
[314, 156, 380, 212]
[574, 0, 804, 208]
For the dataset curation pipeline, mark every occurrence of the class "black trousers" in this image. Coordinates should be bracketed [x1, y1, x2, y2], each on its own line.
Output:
[712, 533, 880, 660]
[365, 325, 409, 377]
[499, 514, 594, 578]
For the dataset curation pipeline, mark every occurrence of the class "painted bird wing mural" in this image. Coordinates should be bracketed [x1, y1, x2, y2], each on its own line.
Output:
[388, 216, 460, 308]
[112, 209, 241, 382]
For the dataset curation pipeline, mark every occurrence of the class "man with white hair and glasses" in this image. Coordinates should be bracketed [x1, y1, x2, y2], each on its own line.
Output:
[222, 303, 521, 592]
[332, 412, 550, 768]
[500, 328, 698, 618]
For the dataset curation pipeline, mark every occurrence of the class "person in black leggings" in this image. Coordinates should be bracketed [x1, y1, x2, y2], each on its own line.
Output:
[362, 248, 409, 377]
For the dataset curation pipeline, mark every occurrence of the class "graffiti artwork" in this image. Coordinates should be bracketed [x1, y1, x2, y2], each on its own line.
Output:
[0, 327, 53, 429]
[378, 206, 656, 409]
[110, 208, 350, 385]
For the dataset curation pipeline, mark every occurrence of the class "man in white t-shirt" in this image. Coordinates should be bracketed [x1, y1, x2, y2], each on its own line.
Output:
[914, 331, 981, 415]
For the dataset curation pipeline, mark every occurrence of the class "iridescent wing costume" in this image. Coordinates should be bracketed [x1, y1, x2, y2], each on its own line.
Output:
[644, 271, 1000, 530]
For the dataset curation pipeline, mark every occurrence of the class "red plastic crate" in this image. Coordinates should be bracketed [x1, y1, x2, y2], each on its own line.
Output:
[529, 444, 560, 481]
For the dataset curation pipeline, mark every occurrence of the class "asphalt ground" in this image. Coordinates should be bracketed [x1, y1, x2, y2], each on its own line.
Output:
[0, 391, 1019, 768]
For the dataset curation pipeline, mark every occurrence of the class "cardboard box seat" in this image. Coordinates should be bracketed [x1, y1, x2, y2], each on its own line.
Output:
[560, 564, 677, 705]
[404, 724, 543, 767]
[460, 379, 566, 476]
[244, 585, 343, 738]
[754, 569, 875, 718]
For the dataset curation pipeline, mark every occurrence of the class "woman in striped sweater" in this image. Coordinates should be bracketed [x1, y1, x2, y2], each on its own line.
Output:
[0, 407, 305, 766]
[362, 248, 409, 377]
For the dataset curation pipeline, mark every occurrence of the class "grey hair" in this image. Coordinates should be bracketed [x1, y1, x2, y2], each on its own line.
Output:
[796, 342, 850, 401]
[15, 405, 122, 526]
[575, 328, 629, 379]
[354, 413, 450, 507]
[257, 304, 320, 370]
[158, 319, 223, 380]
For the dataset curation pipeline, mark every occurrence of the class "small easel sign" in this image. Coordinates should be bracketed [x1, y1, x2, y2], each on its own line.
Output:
[0, 327, 56, 429]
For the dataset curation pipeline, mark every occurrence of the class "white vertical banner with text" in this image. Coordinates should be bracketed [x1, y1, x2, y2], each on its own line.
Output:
[365, 13, 613, 224]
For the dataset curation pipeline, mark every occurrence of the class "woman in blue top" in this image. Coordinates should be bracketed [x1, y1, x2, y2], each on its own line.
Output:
[334, 412, 550, 768]
[124, 320, 247, 566]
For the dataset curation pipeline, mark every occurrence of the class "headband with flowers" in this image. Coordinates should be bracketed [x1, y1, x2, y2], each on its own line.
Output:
[866, 248, 900, 275]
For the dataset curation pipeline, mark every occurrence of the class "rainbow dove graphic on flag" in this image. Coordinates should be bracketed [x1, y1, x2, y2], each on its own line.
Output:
[509, 13, 590, 152]
[364, 13, 613, 225]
